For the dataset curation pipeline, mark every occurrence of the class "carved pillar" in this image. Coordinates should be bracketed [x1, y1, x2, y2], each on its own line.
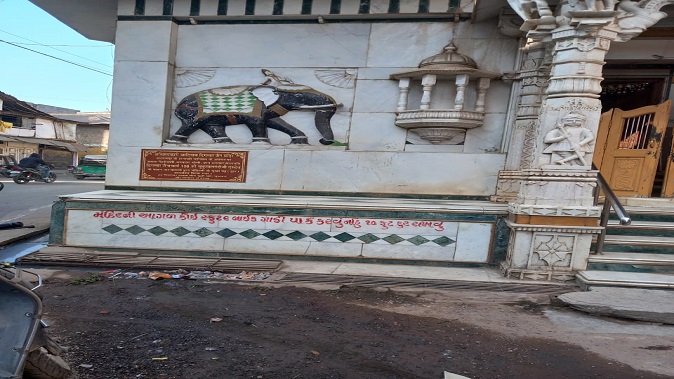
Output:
[495, 40, 551, 202]
[501, 0, 674, 281]
[502, 8, 619, 281]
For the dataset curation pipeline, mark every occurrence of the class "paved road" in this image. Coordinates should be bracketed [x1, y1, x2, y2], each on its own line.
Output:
[0, 173, 104, 222]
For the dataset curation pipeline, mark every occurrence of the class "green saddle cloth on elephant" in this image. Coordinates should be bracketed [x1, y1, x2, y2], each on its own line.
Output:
[197, 86, 263, 118]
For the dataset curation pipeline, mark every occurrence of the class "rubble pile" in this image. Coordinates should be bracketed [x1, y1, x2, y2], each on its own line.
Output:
[103, 269, 271, 281]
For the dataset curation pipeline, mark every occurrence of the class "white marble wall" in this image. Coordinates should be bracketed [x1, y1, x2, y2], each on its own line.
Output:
[106, 19, 516, 195]
[64, 209, 494, 262]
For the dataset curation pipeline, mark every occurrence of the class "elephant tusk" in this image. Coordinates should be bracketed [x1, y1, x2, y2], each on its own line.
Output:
[298, 104, 342, 110]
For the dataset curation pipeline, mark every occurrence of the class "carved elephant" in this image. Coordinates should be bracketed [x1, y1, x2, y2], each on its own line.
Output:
[166, 84, 339, 145]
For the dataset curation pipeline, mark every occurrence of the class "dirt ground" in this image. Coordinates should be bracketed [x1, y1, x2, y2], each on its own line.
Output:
[35, 271, 674, 379]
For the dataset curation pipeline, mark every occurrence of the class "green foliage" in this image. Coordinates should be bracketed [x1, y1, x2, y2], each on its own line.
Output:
[69, 273, 103, 285]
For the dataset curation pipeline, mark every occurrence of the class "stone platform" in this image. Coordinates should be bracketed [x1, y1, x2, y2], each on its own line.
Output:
[50, 190, 510, 265]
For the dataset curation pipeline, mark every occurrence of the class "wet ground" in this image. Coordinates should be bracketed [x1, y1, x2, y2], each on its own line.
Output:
[35, 273, 674, 379]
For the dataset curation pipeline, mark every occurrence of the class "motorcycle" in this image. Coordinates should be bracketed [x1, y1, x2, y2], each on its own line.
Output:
[0, 165, 22, 178]
[13, 167, 56, 185]
[0, 267, 71, 379]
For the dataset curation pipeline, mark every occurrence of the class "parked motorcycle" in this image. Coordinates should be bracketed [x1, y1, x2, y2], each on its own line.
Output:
[0, 165, 22, 178]
[13, 168, 56, 184]
[0, 267, 71, 379]
[0, 155, 19, 178]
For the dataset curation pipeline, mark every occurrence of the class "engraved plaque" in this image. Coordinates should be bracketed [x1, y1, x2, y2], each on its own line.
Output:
[140, 149, 247, 182]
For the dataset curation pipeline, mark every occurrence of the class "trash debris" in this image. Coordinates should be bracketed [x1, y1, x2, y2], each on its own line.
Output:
[105, 269, 272, 282]
[99, 310, 110, 315]
[310, 350, 320, 356]
[0, 221, 35, 230]
[79, 364, 93, 369]
[210, 317, 223, 323]
[205, 347, 218, 351]
[149, 272, 172, 280]
[151, 357, 168, 361]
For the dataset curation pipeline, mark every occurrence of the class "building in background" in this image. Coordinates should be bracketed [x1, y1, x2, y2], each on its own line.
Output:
[0, 91, 87, 167]
[30, 104, 111, 157]
[49, 112, 110, 156]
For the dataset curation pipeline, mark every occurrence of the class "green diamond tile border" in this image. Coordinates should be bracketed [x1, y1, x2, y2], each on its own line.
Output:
[358, 233, 380, 243]
[171, 227, 191, 237]
[147, 226, 168, 236]
[216, 228, 237, 238]
[125, 225, 146, 235]
[100, 224, 456, 247]
[193, 228, 214, 237]
[286, 231, 307, 241]
[102, 225, 123, 234]
[310, 232, 331, 242]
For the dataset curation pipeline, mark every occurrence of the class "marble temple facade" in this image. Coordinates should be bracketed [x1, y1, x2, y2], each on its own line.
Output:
[28, 0, 674, 280]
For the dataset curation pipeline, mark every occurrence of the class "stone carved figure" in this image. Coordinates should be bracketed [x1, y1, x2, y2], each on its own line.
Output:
[508, 0, 556, 22]
[580, 0, 616, 11]
[615, 0, 669, 41]
[543, 112, 595, 166]
[166, 70, 341, 145]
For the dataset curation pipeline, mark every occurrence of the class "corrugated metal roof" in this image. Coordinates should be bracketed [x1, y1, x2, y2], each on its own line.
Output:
[0, 91, 73, 122]
[1, 135, 88, 152]
[51, 112, 110, 124]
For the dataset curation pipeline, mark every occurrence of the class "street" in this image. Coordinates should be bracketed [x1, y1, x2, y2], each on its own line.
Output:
[37, 275, 674, 379]
[0, 173, 104, 222]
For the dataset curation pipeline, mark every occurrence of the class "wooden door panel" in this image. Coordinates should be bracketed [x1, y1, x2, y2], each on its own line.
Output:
[595, 100, 671, 197]
[593, 109, 613, 170]
[608, 158, 645, 194]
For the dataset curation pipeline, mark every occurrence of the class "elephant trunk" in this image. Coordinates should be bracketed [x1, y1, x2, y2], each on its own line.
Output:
[315, 109, 335, 145]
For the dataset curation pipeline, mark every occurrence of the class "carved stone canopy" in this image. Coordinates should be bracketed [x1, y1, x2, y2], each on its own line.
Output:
[391, 43, 501, 80]
[390, 43, 501, 145]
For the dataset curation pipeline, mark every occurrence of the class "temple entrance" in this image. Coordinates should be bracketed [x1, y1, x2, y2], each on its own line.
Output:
[595, 73, 674, 197]
[594, 100, 671, 197]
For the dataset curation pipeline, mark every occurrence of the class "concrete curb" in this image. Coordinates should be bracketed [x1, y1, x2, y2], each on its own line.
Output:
[558, 287, 674, 325]
[0, 207, 52, 248]
[0, 226, 50, 248]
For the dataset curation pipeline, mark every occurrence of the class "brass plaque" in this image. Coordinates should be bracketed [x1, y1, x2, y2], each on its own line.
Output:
[140, 149, 248, 182]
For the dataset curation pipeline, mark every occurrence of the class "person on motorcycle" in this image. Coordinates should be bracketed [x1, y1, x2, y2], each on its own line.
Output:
[18, 153, 52, 179]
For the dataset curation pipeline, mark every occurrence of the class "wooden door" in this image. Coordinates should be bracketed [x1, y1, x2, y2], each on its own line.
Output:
[662, 129, 674, 197]
[594, 100, 671, 197]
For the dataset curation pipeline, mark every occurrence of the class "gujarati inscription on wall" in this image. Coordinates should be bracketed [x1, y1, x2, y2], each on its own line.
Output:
[140, 149, 247, 182]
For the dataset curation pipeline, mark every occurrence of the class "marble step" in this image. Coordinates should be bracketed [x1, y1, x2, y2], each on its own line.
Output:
[589, 252, 674, 266]
[605, 220, 674, 238]
[607, 220, 674, 230]
[576, 270, 674, 290]
[602, 235, 674, 248]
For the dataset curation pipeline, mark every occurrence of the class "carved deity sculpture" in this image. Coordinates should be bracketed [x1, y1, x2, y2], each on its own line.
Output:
[579, 0, 616, 11]
[508, 0, 556, 26]
[543, 112, 595, 166]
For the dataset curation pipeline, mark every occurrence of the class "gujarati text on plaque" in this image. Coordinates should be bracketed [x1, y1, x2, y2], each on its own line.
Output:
[140, 149, 247, 182]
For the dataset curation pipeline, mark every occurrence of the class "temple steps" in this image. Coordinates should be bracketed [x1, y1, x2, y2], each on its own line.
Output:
[576, 271, 674, 290]
[577, 203, 674, 289]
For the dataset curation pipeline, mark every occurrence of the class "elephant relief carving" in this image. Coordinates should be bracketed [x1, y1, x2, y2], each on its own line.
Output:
[166, 69, 342, 146]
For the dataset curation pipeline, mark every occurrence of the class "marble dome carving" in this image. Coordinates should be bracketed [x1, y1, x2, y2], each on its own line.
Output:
[390, 43, 501, 145]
